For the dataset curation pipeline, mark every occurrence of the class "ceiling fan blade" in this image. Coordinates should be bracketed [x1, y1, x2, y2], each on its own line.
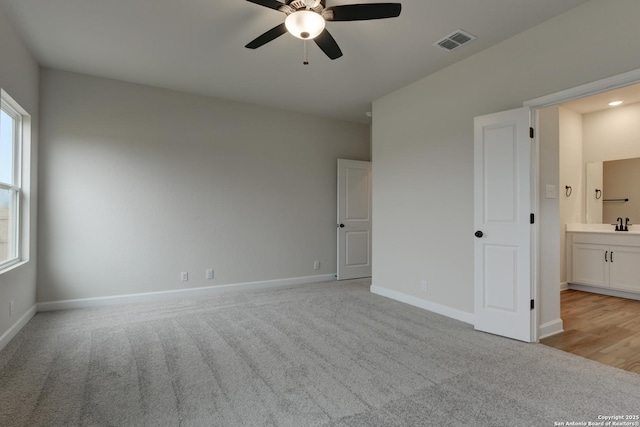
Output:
[245, 0, 285, 11]
[245, 23, 288, 49]
[314, 29, 343, 60]
[325, 3, 401, 21]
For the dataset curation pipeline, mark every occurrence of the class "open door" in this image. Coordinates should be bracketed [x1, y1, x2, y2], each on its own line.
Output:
[337, 159, 372, 280]
[474, 107, 534, 342]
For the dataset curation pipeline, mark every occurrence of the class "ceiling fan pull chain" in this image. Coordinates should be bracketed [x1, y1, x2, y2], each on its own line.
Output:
[303, 40, 309, 65]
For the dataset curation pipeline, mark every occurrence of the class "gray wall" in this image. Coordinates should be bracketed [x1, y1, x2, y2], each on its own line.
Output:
[371, 0, 640, 328]
[0, 5, 39, 342]
[38, 69, 370, 302]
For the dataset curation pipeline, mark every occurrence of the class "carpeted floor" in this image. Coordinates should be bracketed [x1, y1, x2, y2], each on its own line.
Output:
[1, 278, 639, 426]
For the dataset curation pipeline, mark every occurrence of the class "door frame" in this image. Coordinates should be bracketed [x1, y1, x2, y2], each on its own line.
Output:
[336, 159, 372, 280]
[524, 68, 640, 341]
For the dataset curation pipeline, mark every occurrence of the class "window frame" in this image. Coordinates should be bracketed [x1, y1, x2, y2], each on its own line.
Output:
[0, 90, 27, 272]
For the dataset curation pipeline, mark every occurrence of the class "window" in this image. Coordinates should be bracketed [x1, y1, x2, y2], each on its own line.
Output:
[0, 90, 28, 271]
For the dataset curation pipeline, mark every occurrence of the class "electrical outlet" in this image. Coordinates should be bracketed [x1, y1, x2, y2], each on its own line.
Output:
[206, 269, 214, 280]
[313, 261, 320, 270]
[421, 280, 428, 292]
[10, 300, 14, 317]
[181, 272, 188, 282]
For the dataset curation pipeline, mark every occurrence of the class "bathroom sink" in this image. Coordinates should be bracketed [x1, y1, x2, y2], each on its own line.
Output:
[566, 223, 640, 234]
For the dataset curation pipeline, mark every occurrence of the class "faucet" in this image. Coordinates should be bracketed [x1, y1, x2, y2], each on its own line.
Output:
[625, 217, 631, 231]
[616, 217, 623, 231]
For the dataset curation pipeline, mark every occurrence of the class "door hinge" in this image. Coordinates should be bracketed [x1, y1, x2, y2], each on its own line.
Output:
[530, 299, 535, 310]
[529, 127, 535, 139]
[530, 213, 535, 224]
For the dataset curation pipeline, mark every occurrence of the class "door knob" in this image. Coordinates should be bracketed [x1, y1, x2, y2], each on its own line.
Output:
[338, 224, 345, 228]
[475, 231, 484, 238]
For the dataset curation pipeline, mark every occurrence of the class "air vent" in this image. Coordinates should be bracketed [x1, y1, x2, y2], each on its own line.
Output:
[433, 29, 476, 52]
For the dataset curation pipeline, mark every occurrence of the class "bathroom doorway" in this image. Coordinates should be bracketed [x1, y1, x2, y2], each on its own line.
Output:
[527, 73, 640, 369]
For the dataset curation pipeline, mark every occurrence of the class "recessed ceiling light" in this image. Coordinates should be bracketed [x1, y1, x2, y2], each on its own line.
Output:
[608, 101, 623, 107]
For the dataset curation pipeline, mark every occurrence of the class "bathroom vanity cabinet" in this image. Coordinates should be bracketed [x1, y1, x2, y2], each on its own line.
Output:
[566, 226, 640, 297]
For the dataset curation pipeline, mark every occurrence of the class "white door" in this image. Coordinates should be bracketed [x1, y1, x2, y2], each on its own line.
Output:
[337, 159, 372, 280]
[474, 107, 533, 342]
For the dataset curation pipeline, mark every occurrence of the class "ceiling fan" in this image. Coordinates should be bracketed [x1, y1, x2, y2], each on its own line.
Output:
[245, 0, 402, 62]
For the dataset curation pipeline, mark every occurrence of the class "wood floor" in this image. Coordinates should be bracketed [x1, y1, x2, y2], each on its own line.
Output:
[541, 289, 640, 374]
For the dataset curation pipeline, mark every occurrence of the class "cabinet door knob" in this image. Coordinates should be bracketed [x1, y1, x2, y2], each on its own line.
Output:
[605, 251, 608, 262]
[611, 251, 614, 263]
[475, 231, 484, 238]
[338, 224, 345, 228]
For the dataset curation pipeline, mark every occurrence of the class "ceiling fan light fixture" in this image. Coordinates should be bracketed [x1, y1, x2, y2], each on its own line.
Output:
[285, 10, 325, 40]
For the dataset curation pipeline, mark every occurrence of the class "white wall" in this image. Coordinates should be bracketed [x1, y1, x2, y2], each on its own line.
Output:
[559, 107, 583, 284]
[38, 69, 370, 302]
[372, 0, 640, 328]
[0, 5, 39, 345]
[583, 102, 640, 163]
[583, 101, 640, 224]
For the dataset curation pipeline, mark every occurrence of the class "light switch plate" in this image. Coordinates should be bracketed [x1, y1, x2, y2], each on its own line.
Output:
[545, 185, 557, 199]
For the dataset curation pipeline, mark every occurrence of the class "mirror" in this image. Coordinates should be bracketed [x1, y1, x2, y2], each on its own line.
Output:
[586, 157, 640, 224]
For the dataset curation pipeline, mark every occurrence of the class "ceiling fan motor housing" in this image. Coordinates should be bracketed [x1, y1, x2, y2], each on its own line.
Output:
[286, 0, 325, 12]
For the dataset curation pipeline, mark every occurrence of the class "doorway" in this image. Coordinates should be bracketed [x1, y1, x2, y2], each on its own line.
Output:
[526, 69, 640, 348]
[336, 159, 372, 280]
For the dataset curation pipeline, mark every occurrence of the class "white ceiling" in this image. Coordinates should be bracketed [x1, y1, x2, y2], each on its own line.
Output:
[0, 0, 590, 123]
[560, 82, 640, 114]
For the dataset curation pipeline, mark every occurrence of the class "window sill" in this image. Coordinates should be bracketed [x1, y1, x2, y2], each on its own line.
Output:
[0, 259, 29, 276]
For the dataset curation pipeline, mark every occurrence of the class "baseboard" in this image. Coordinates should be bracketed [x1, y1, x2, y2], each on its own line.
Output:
[568, 284, 640, 301]
[538, 318, 564, 340]
[0, 304, 37, 352]
[37, 274, 336, 312]
[560, 282, 569, 291]
[370, 284, 474, 325]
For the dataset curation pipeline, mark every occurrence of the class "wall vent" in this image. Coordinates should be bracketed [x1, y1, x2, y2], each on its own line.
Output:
[433, 29, 476, 52]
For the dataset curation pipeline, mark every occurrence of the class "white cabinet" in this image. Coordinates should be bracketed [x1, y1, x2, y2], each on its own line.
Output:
[609, 246, 640, 293]
[569, 232, 640, 295]
[572, 243, 640, 292]
[572, 243, 608, 287]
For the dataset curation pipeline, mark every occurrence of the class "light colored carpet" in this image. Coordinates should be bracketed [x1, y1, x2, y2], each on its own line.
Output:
[1, 278, 639, 426]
